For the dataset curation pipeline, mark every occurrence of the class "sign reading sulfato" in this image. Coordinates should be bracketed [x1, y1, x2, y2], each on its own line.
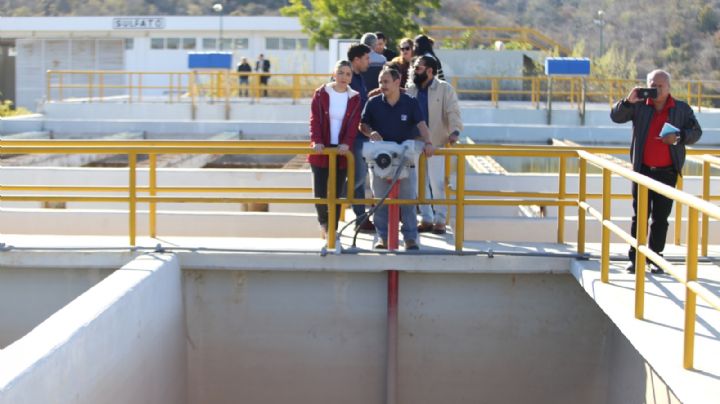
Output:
[112, 18, 166, 29]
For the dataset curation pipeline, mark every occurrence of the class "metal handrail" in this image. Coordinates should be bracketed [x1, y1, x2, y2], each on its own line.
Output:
[2, 140, 720, 370]
[45, 70, 720, 110]
[576, 150, 720, 370]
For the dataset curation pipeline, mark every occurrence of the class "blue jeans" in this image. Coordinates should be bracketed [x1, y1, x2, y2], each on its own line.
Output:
[351, 137, 370, 219]
[370, 169, 419, 242]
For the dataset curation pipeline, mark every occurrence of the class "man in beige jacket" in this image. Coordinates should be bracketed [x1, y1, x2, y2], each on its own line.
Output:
[406, 55, 463, 234]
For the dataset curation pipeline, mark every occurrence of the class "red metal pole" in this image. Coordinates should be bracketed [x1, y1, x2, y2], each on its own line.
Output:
[386, 269, 398, 404]
[387, 181, 400, 250]
[386, 180, 399, 404]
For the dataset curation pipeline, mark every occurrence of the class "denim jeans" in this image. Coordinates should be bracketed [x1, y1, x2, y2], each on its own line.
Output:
[370, 168, 419, 242]
[350, 137, 370, 219]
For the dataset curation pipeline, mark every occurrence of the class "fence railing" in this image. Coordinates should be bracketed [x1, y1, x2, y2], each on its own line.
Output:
[46, 70, 720, 111]
[1, 139, 719, 369]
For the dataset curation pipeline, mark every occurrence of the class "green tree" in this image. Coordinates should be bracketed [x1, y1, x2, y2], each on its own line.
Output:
[592, 45, 637, 79]
[281, 0, 440, 49]
[698, 4, 719, 33]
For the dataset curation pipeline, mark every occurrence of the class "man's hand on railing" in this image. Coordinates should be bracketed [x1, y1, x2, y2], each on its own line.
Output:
[313, 143, 324, 152]
[337, 144, 350, 154]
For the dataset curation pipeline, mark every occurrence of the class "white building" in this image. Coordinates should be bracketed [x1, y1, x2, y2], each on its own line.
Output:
[0, 16, 329, 109]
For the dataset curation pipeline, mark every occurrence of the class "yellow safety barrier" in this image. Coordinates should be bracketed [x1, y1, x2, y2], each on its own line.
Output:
[2, 139, 719, 369]
[575, 150, 720, 369]
[46, 70, 720, 111]
[424, 26, 572, 55]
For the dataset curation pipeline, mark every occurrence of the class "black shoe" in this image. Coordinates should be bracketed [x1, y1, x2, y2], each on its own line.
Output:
[626, 262, 635, 274]
[649, 262, 665, 275]
[374, 239, 387, 249]
[355, 219, 375, 233]
[405, 239, 419, 250]
[417, 222, 434, 233]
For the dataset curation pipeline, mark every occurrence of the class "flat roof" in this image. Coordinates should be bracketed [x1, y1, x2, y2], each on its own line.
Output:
[0, 16, 303, 35]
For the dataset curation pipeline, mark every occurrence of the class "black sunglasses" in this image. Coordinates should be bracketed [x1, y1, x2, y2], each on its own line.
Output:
[400, 46, 411, 51]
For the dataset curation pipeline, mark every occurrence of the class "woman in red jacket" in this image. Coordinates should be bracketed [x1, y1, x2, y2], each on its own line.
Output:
[308, 60, 362, 240]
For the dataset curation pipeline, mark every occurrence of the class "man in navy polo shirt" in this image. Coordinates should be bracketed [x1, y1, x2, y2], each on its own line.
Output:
[360, 67, 435, 250]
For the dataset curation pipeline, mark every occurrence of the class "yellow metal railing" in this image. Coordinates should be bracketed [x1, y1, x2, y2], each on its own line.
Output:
[46, 70, 720, 111]
[424, 26, 572, 55]
[575, 150, 720, 369]
[1, 140, 719, 369]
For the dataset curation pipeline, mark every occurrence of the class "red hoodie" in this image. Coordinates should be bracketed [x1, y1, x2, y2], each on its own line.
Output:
[308, 84, 362, 169]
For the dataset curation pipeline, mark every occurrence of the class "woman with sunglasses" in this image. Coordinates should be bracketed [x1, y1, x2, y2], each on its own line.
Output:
[308, 60, 363, 240]
[387, 37, 414, 88]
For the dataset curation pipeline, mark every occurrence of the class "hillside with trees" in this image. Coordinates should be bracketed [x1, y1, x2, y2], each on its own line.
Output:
[1, 0, 718, 80]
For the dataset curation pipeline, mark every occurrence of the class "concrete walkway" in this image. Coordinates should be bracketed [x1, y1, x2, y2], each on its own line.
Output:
[573, 242, 720, 404]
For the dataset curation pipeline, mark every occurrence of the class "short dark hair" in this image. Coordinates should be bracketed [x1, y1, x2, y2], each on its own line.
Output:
[347, 43, 371, 62]
[380, 66, 401, 81]
[375, 32, 386, 41]
[417, 55, 439, 75]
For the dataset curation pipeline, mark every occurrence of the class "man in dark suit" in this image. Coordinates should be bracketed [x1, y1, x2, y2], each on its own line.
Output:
[255, 54, 271, 97]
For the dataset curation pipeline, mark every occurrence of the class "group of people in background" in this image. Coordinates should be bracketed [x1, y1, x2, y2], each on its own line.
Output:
[308, 32, 462, 251]
[236, 54, 271, 97]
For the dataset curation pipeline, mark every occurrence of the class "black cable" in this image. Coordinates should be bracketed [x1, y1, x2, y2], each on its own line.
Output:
[338, 150, 410, 248]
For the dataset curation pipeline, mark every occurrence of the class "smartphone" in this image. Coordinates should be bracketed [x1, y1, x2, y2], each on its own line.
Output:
[635, 87, 658, 99]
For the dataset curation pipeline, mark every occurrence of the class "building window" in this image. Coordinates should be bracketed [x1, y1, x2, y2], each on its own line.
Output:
[166, 38, 180, 50]
[234, 38, 249, 49]
[266, 37, 309, 50]
[203, 38, 217, 50]
[266, 38, 280, 50]
[151, 38, 164, 49]
[182, 38, 196, 50]
[281, 38, 296, 50]
[219, 38, 233, 51]
[124, 38, 134, 50]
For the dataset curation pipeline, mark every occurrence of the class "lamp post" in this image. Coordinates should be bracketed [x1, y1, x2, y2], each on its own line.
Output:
[212, 3, 224, 50]
[593, 10, 606, 56]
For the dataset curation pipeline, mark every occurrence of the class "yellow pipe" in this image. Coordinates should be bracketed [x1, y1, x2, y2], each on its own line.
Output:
[601, 168, 611, 283]
[418, 154, 427, 202]
[444, 153, 453, 224]
[702, 161, 710, 256]
[129, 153, 137, 246]
[684, 208, 699, 369]
[635, 185, 648, 319]
[577, 159, 587, 254]
[697, 82, 702, 112]
[675, 175, 684, 245]
[327, 153, 337, 250]
[99, 72, 105, 102]
[455, 158, 465, 251]
[150, 154, 157, 238]
[557, 156, 566, 243]
[88, 72, 94, 103]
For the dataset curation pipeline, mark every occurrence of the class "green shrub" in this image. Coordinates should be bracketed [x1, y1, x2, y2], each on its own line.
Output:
[0, 100, 31, 117]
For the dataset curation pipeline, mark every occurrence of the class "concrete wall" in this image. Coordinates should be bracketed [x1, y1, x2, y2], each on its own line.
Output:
[0, 267, 112, 349]
[0, 254, 187, 404]
[182, 269, 670, 404]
